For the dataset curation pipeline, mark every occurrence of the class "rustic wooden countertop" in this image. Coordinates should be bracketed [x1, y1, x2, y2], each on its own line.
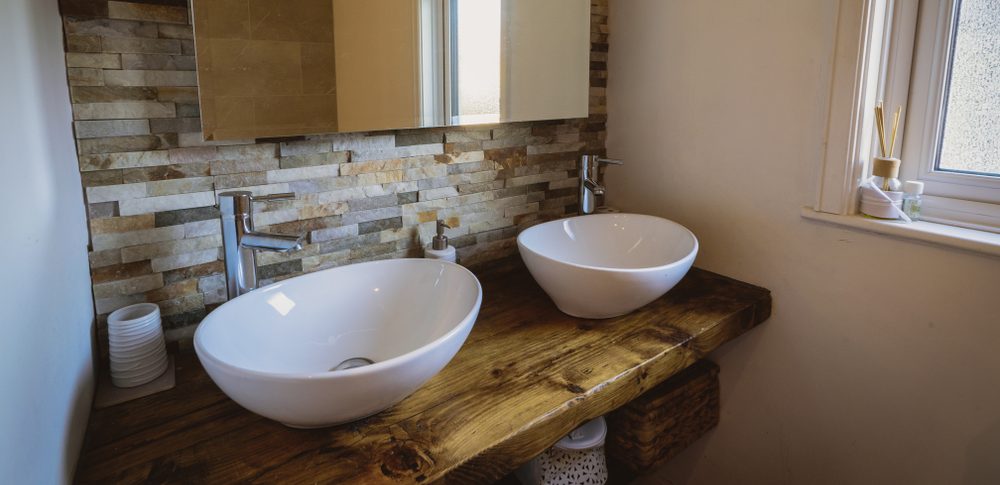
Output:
[75, 260, 770, 484]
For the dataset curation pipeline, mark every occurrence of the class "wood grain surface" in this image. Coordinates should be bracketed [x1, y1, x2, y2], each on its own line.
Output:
[75, 259, 770, 484]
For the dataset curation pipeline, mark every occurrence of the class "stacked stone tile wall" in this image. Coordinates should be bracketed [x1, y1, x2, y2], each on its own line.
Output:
[58, 0, 609, 344]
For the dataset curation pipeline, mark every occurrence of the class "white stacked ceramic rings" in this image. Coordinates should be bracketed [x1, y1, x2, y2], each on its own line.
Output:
[107, 303, 168, 388]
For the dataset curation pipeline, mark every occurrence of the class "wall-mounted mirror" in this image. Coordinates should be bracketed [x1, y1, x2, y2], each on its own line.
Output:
[193, 0, 591, 141]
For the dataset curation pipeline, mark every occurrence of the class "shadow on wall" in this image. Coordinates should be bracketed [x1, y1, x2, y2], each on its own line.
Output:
[965, 419, 1000, 484]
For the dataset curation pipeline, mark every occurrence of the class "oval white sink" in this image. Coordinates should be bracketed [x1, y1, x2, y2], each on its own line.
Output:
[194, 259, 482, 428]
[517, 213, 698, 319]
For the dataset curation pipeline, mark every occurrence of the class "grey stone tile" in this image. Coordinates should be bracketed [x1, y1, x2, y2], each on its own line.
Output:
[74, 120, 150, 139]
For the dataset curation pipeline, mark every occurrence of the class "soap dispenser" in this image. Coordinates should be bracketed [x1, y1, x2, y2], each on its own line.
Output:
[425, 220, 456, 262]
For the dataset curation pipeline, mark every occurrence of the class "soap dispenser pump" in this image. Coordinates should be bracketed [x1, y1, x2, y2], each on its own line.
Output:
[425, 220, 456, 263]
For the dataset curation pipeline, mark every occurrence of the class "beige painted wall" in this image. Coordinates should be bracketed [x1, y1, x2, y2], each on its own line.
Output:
[333, 0, 421, 132]
[606, 1, 1000, 483]
[0, 0, 95, 482]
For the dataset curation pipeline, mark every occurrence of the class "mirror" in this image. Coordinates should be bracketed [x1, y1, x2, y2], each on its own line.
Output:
[193, 0, 591, 140]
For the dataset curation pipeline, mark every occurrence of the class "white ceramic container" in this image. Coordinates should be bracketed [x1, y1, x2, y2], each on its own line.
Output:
[517, 213, 698, 319]
[194, 258, 483, 428]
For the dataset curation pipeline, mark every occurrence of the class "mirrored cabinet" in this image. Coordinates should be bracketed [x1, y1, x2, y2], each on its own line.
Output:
[193, 0, 592, 140]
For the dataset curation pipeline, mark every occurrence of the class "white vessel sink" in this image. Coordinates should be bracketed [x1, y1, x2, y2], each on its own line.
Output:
[517, 213, 698, 319]
[194, 259, 482, 428]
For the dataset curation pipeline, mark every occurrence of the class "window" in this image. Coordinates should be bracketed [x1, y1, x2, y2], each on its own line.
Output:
[930, 0, 999, 177]
[893, 0, 1000, 228]
[812, 0, 1000, 234]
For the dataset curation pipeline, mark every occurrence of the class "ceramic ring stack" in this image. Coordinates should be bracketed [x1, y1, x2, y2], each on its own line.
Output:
[107, 303, 168, 388]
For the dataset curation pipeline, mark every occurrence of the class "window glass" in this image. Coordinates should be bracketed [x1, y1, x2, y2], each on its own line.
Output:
[937, 0, 1000, 176]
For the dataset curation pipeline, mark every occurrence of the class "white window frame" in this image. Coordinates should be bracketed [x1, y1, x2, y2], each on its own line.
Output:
[813, 0, 1000, 234]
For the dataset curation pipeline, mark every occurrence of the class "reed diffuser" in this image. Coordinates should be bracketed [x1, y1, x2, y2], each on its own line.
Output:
[872, 101, 902, 191]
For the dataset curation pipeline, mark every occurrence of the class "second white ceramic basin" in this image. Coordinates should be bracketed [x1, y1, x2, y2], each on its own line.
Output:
[194, 259, 482, 428]
[517, 213, 698, 319]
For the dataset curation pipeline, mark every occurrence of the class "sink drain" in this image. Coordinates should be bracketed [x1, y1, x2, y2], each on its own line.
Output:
[330, 357, 375, 371]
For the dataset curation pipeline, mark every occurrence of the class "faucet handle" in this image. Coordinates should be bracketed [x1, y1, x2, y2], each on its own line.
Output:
[250, 192, 296, 203]
[597, 157, 624, 165]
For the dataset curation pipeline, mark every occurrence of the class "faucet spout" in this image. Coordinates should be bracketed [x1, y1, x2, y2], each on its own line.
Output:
[241, 232, 304, 253]
[583, 178, 605, 196]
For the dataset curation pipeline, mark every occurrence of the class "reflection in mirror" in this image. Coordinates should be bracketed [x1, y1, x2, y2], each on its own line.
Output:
[452, 0, 503, 125]
[194, 0, 591, 140]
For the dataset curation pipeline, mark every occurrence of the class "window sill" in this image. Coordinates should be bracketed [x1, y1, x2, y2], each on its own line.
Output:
[800, 207, 1000, 258]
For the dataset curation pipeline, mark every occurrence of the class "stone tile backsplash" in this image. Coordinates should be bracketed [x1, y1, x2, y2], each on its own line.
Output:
[58, 0, 609, 343]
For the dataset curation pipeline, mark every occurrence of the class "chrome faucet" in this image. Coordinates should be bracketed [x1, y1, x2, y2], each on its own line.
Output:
[579, 154, 624, 214]
[218, 191, 305, 299]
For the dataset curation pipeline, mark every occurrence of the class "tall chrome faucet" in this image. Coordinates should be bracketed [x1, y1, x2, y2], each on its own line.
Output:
[218, 191, 305, 299]
[579, 154, 624, 214]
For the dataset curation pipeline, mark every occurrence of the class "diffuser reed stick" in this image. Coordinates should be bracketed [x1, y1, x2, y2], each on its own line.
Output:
[888, 106, 901, 158]
[875, 101, 887, 157]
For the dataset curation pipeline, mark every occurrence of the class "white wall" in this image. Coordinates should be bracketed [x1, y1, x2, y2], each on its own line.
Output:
[606, 1, 1000, 484]
[0, 1, 95, 483]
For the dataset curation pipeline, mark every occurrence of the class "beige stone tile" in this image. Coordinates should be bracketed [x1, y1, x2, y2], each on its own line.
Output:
[151, 248, 220, 273]
[146, 177, 215, 197]
[419, 186, 459, 202]
[310, 224, 358, 243]
[92, 225, 184, 251]
[102, 37, 181, 54]
[121, 53, 196, 70]
[118, 191, 216, 216]
[71, 86, 158, 103]
[184, 219, 222, 238]
[157, 294, 205, 317]
[505, 171, 568, 187]
[265, 164, 339, 184]
[298, 201, 348, 220]
[66, 35, 103, 53]
[157, 151, 213, 172]
[158, 23, 194, 40]
[67, 68, 104, 86]
[248, 0, 333, 42]
[145, 278, 199, 303]
[176, 132, 254, 148]
[104, 70, 197, 87]
[340, 155, 437, 176]
[526, 141, 586, 155]
[78, 135, 173, 155]
[86, 182, 147, 203]
[66, 53, 121, 69]
[216, 143, 277, 160]
[279, 151, 348, 169]
[95, 294, 146, 315]
[89, 214, 155, 235]
[278, 139, 332, 157]
[63, 18, 159, 38]
[79, 150, 171, 171]
[301, 249, 350, 273]
[403, 164, 448, 182]
[89, 249, 123, 269]
[352, 144, 445, 162]
[73, 101, 175, 120]
[107, 1, 189, 24]
[213, 172, 267, 189]
[252, 208, 299, 227]
[156, 87, 199, 104]
[328, 133, 395, 151]
[210, 157, 279, 175]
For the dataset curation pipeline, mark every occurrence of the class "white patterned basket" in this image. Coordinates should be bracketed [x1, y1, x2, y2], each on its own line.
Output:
[516, 416, 608, 485]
